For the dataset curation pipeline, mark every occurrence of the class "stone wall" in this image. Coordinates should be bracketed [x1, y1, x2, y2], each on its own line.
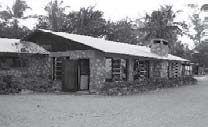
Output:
[149, 60, 185, 79]
[0, 54, 50, 77]
[90, 51, 106, 93]
[150, 60, 161, 78]
[26, 55, 51, 78]
[149, 60, 169, 78]
[161, 61, 169, 78]
[0, 54, 61, 94]
[128, 57, 134, 81]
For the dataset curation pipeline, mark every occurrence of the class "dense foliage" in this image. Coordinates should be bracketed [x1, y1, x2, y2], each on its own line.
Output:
[0, 0, 31, 39]
[187, 4, 208, 67]
[101, 77, 197, 96]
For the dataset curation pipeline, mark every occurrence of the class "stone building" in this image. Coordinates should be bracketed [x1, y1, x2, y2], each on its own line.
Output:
[22, 29, 192, 93]
[0, 38, 48, 66]
[0, 38, 49, 80]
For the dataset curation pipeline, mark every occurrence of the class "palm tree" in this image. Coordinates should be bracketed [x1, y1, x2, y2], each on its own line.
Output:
[0, 0, 31, 20]
[139, 5, 188, 47]
[0, 0, 31, 38]
[37, 0, 69, 31]
[66, 6, 106, 37]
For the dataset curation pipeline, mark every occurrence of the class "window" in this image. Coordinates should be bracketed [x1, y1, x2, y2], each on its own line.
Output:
[153, 40, 161, 44]
[105, 58, 128, 82]
[134, 60, 149, 80]
[105, 58, 112, 81]
[163, 41, 168, 45]
[184, 65, 192, 76]
[171, 63, 180, 78]
[205, 32, 208, 36]
[120, 59, 128, 80]
[52, 57, 70, 80]
[54, 57, 63, 80]
[112, 59, 121, 81]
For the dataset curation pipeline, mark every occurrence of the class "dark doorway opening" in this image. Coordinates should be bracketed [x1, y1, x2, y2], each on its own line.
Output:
[63, 60, 78, 92]
[62, 59, 90, 92]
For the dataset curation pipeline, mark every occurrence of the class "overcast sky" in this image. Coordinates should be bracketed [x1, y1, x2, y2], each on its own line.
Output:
[1, 0, 206, 20]
[0, 0, 207, 48]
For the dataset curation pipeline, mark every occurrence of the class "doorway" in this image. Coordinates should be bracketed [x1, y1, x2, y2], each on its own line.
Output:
[62, 59, 90, 92]
[78, 59, 90, 90]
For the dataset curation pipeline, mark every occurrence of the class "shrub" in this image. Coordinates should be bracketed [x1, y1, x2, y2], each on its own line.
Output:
[100, 77, 197, 96]
[0, 74, 61, 95]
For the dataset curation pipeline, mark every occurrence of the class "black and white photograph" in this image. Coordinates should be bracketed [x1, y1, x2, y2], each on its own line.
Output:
[0, 0, 207, 127]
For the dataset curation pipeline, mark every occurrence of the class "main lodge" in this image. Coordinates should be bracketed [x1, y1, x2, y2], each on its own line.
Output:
[19, 29, 192, 93]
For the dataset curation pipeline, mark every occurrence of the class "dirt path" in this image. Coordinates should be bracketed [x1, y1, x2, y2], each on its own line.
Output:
[0, 76, 208, 127]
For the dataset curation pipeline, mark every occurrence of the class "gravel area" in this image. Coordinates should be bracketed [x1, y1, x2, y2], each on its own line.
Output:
[0, 76, 207, 127]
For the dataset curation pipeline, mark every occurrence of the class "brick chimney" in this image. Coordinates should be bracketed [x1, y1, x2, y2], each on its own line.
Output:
[150, 39, 169, 57]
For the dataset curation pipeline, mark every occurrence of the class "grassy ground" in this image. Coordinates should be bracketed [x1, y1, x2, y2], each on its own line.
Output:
[0, 76, 207, 127]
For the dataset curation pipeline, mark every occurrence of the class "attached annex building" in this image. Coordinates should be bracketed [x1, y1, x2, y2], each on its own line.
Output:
[23, 29, 192, 93]
[0, 38, 48, 70]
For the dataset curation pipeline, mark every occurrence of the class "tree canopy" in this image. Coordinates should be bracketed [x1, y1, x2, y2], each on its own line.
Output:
[0, 0, 31, 20]
[0, 0, 31, 39]
[187, 4, 208, 67]
[65, 6, 106, 37]
[105, 19, 140, 44]
[139, 5, 188, 47]
[36, 0, 69, 31]
[0, 1, 195, 63]
[187, 4, 205, 46]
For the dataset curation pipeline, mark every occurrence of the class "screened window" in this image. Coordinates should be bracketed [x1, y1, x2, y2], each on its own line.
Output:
[112, 59, 121, 81]
[134, 60, 149, 80]
[172, 63, 180, 78]
[105, 58, 128, 82]
[184, 65, 192, 76]
[120, 59, 128, 80]
[105, 58, 112, 81]
[163, 41, 168, 45]
[153, 40, 161, 44]
[52, 57, 70, 80]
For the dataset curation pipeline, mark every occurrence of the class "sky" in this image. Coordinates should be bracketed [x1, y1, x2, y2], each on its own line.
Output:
[0, 0, 207, 48]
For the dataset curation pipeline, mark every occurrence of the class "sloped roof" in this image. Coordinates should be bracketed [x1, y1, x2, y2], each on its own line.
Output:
[34, 29, 188, 61]
[0, 38, 49, 54]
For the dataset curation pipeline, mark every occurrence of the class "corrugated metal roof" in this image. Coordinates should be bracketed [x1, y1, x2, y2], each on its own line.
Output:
[38, 29, 189, 62]
[0, 38, 49, 54]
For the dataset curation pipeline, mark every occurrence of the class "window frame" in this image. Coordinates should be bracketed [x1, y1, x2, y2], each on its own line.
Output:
[133, 59, 150, 80]
[105, 57, 128, 82]
[105, 57, 113, 82]
[52, 56, 70, 80]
